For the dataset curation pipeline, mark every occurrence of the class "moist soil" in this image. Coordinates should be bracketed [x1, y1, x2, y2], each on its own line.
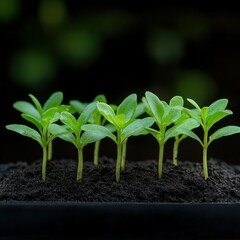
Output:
[0, 157, 240, 202]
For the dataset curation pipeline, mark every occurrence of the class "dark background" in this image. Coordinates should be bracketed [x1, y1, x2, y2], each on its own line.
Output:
[1, 1, 240, 165]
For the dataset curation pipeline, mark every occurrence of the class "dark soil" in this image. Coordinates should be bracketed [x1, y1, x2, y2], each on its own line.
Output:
[1, 157, 240, 202]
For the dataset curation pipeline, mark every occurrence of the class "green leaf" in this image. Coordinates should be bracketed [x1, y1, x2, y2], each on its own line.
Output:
[29, 94, 43, 115]
[105, 123, 117, 133]
[165, 118, 200, 141]
[41, 107, 58, 128]
[78, 102, 97, 126]
[206, 110, 232, 130]
[209, 126, 240, 145]
[169, 96, 184, 107]
[117, 93, 137, 122]
[121, 117, 154, 140]
[179, 128, 203, 146]
[47, 123, 70, 142]
[58, 133, 77, 147]
[163, 106, 182, 126]
[81, 124, 117, 143]
[207, 99, 228, 116]
[21, 113, 42, 133]
[185, 108, 202, 124]
[93, 94, 107, 103]
[145, 91, 164, 125]
[201, 107, 208, 121]
[144, 127, 161, 141]
[13, 101, 40, 119]
[6, 124, 42, 146]
[70, 100, 87, 114]
[114, 114, 126, 128]
[142, 96, 152, 116]
[60, 111, 78, 133]
[97, 102, 116, 126]
[43, 91, 63, 111]
[134, 102, 145, 118]
[187, 98, 201, 111]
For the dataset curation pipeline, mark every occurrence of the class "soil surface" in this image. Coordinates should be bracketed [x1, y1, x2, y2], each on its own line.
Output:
[0, 157, 240, 202]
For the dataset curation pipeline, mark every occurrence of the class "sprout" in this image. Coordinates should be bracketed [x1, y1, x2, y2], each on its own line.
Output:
[48, 102, 109, 181]
[184, 98, 240, 179]
[5, 91, 69, 180]
[143, 91, 198, 178]
[82, 94, 154, 182]
[70, 94, 117, 166]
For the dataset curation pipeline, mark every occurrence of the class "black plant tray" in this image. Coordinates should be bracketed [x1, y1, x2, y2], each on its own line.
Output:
[1, 201, 240, 240]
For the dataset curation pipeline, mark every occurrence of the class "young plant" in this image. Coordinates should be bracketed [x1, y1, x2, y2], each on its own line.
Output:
[48, 102, 111, 181]
[5, 91, 69, 180]
[81, 93, 154, 182]
[70, 94, 114, 165]
[143, 91, 198, 178]
[182, 98, 240, 180]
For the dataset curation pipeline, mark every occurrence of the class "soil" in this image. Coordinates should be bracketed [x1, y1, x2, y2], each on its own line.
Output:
[0, 156, 240, 202]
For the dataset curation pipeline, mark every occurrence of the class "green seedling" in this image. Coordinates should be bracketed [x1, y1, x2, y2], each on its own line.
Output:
[48, 102, 110, 181]
[182, 98, 240, 180]
[143, 91, 198, 178]
[70, 94, 116, 165]
[5, 91, 69, 180]
[82, 93, 154, 182]
[172, 110, 200, 166]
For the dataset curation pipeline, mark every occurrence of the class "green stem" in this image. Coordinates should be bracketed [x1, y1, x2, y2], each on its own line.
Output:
[42, 145, 47, 181]
[173, 137, 179, 166]
[121, 138, 128, 172]
[158, 141, 164, 178]
[116, 143, 121, 182]
[77, 148, 83, 181]
[116, 130, 122, 182]
[203, 130, 209, 180]
[94, 140, 100, 165]
[48, 139, 52, 161]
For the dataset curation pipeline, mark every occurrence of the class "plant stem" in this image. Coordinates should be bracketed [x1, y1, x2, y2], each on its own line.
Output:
[121, 138, 128, 172]
[48, 139, 52, 161]
[116, 130, 122, 182]
[158, 141, 164, 178]
[203, 129, 209, 180]
[173, 136, 179, 166]
[42, 146, 47, 181]
[77, 148, 83, 181]
[94, 140, 100, 165]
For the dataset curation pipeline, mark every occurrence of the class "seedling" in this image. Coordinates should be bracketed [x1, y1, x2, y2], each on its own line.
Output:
[70, 94, 115, 165]
[143, 91, 198, 178]
[48, 102, 111, 181]
[5, 91, 69, 180]
[82, 93, 154, 182]
[182, 98, 240, 180]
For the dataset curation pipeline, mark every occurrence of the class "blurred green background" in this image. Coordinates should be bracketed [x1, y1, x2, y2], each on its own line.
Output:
[1, 1, 240, 165]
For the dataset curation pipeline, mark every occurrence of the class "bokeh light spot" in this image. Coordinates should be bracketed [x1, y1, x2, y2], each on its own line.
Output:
[38, 0, 66, 28]
[146, 29, 184, 64]
[57, 27, 102, 68]
[10, 50, 56, 90]
[0, 0, 20, 22]
[173, 70, 217, 106]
